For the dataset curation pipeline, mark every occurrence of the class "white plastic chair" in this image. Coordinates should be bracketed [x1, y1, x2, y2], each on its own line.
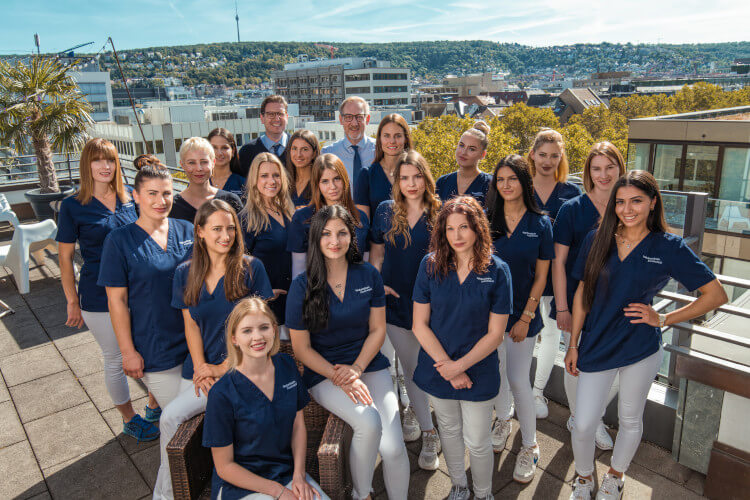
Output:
[0, 218, 58, 294]
[0, 193, 20, 228]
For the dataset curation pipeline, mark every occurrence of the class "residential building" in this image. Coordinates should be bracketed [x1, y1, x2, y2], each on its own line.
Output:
[441, 72, 507, 96]
[557, 88, 607, 123]
[67, 59, 113, 122]
[573, 71, 633, 90]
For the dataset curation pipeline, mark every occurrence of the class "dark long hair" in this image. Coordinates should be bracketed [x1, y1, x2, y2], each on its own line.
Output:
[309, 153, 361, 225]
[388, 151, 441, 248]
[582, 170, 668, 311]
[374, 113, 412, 163]
[207, 128, 240, 174]
[302, 205, 363, 333]
[285, 129, 320, 202]
[486, 155, 543, 239]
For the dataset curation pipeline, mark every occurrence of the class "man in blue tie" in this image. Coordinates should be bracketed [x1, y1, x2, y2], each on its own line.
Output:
[321, 96, 376, 195]
[236, 95, 289, 177]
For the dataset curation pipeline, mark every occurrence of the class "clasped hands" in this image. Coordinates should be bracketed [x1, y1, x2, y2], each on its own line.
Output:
[331, 363, 373, 405]
[434, 358, 472, 390]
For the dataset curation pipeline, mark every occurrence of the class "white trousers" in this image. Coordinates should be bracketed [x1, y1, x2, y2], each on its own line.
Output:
[80, 310, 131, 406]
[563, 332, 619, 416]
[532, 296, 559, 393]
[217, 473, 329, 500]
[430, 396, 495, 498]
[153, 378, 207, 500]
[386, 323, 434, 431]
[141, 365, 184, 410]
[495, 334, 537, 447]
[309, 369, 409, 500]
[572, 348, 663, 476]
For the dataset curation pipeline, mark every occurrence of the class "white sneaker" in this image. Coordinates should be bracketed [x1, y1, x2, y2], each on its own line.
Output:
[447, 484, 471, 500]
[491, 418, 512, 452]
[596, 473, 624, 500]
[506, 402, 516, 421]
[570, 476, 596, 500]
[401, 405, 420, 442]
[513, 445, 540, 483]
[418, 430, 441, 470]
[534, 392, 549, 419]
[397, 374, 409, 406]
[595, 422, 614, 451]
[567, 415, 574, 433]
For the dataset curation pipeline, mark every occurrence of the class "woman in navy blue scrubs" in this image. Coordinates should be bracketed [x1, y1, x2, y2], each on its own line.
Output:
[355, 113, 411, 219]
[552, 142, 626, 449]
[435, 121, 493, 206]
[566, 171, 727, 500]
[285, 129, 319, 208]
[153, 200, 274, 499]
[369, 150, 442, 470]
[99, 165, 193, 412]
[485, 155, 554, 483]
[412, 196, 512, 500]
[287, 154, 370, 278]
[240, 153, 295, 339]
[204, 297, 329, 500]
[208, 128, 246, 198]
[286, 205, 409, 500]
[526, 129, 582, 419]
[57, 138, 159, 441]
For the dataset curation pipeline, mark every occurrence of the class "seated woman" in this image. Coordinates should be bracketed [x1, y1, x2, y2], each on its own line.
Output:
[208, 128, 246, 198]
[285, 129, 319, 208]
[286, 205, 409, 500]
[170, 137, 243, 222]
[204, 297, 329, 500]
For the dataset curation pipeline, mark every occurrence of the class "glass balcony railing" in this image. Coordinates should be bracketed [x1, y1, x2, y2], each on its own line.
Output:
[706, 198, 750, 235]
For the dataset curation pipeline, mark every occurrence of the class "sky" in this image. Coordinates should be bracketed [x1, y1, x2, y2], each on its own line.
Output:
[2, 0, 749, 54]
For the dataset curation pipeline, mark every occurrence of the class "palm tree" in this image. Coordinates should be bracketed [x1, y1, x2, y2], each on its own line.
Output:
[0, 56, 93, 193]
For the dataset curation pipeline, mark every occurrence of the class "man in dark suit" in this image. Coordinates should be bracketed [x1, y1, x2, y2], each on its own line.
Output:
[236, 95, 289, 177]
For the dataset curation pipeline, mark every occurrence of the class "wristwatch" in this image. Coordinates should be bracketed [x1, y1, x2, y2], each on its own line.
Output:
[658, 314, 667, 328]
[523, 310, 535, 320]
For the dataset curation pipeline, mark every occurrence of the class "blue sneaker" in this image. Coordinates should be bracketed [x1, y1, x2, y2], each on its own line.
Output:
[123, 414, 160, 442]
[143, 405, 162, 423]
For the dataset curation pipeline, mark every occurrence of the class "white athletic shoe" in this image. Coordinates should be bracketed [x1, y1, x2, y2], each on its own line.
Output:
[397, 374, 409, 405]
[418, 430, 441, 470]
[513, 445, 540, 483]
[595, 422, 614, 451]
[570, 476, 596, 500]
[507, 402, 516, 421]
[596, 473, 624, 500]
[447, 484, 471, 500]
[567, 415, 574, 433]
[401, 405, 420, 442]
[491, 418, 512, 452]
[534, 392, 549, 419]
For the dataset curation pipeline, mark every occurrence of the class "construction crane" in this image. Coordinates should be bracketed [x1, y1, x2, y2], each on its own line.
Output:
[57, 42, 95, 58]
[315, 43, 338, 59]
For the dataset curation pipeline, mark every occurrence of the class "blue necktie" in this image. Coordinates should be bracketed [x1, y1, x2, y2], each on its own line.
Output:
[351, 144, 362, 186]
[272, 143, 282, 157]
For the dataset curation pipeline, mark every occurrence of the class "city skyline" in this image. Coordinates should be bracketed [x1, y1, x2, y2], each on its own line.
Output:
[2, 0, 749, 55]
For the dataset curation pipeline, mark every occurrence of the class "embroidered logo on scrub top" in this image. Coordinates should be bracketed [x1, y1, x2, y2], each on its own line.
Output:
[643, 256, 663, 265]
[355, 286, 373, 294]
[471, 192, 483, 197]
[179, 239, 193, 246]
[476, 276, 494, 284]
[283, 381, 297, 390]
[522, 231, 538, 238]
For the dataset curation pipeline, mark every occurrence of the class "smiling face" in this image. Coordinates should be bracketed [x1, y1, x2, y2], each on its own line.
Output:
[90, 157, 116, 184]
[339, 100, 370, 144]
[615, 185, 656, 230]
[181, 149, 215, 186]
[255, 161, 282, 201]
[399, 163, 426, 201]
[589, 154, 621, 194]
[209, 136, 233, 169]
[133, 178, 173, 220]
[380, 122, 407, 158]
[260, 102, 288, 137]
[455, 132, 486, 169]
[495, 166, 522, 203]
[320, 217, 351, 260]
[232, 312, 277, 361]
[530, 142, 563, 178]
[290, 138, 315, 169]
[197, 210, 236, 255]
[319, 167, 344, 205]
[445, 212, 476, 256]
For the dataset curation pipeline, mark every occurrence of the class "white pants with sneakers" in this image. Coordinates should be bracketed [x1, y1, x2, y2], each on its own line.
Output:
[572, 348, 663, 476]
[495, 334, 537, 447]
[430, 396, 495, 498]
[386, 323, 434, 431]
[531, 296, 560, 394]
[563, 331, 620, 417]
[153, 378, 207, 500]
[81, 310, 131, 406]
[141, 365, 184, 410]
[309, 369, 409, 500]
[217, 473, 330, 499]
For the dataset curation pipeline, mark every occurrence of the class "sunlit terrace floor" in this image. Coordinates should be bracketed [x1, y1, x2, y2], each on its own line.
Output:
[0, 248, 709, 499]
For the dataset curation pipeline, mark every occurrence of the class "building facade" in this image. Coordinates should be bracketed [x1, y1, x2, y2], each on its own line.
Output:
[67, 60, 113, 122]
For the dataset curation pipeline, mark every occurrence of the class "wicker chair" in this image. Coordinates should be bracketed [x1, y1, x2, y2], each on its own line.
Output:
[167, 342, 353, 500]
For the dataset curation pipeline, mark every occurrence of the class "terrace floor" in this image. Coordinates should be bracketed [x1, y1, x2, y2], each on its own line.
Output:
[0, 249, 708, 499]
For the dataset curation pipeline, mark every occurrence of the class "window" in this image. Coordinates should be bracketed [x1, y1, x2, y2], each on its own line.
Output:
[652, 144, 682, 190]
[373, 73, 408, 80]
[174, 138, 182, 152]
[155, 140, 164, 154]
[627, 142, 650, 171]
[331, 132, 336, 140]
[346, 86, 370, 94]
[373, 86, 407, 93]
[135, 142, 144, 156]
[683, 145, 719, 194]
[719, 147, 750, 202]
[345, 74, 370, 82]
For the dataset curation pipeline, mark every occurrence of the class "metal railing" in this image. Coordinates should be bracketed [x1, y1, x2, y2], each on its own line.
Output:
[0, 153, 78, 186]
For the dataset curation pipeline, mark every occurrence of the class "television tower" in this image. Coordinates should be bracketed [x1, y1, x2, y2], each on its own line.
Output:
[235, 0, 240, 42]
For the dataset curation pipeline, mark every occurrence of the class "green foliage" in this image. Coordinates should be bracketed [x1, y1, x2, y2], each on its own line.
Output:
[498, 104, 560, 152]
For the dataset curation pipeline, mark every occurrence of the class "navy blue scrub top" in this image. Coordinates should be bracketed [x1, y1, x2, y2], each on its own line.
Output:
[98, 219, 194, 372]
[435, 171, 493, 207]
[243, 216, 292, 325]
[534, 182, 582, 222]
[168, 189, 243, 223]
[290, 183, 312, 208]
[572, 231, 715, 372]
[412, 254, 513, 401]
[285, 261, 390, 388]
[56, 194, 138, 312]
[213, 174, 246, 199]
[286, 204, 370, 257]
[550, 193, 600, 320]
[370, 200, 431, 330]
[203, 353, 310, 500]
[172, 256, 273, 379]
[492, 211, 554, 337]
[355, 162, 394, 216]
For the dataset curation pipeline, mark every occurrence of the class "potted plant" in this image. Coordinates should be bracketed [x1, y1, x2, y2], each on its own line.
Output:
[0, 56, 93, 220]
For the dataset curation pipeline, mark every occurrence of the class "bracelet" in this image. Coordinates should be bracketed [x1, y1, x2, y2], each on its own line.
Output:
[529, 296, 539, 303]
[274, 485, 284, 500]
[567, 345, 578, 350]
[352, 363, 363, 375]
[557, 308, 569, 313]
[520, 317, 531, 324]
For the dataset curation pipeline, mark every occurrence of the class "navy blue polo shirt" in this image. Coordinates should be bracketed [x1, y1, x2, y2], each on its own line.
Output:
[286, 204, 370, 257]
[493, 212, 554, 336]
[290, 182, 311, 208]
[435, 171, 493, 207]
[203, 353, 309, 500]
[171, 257, 273, 379]
[98, 219, 194, 372]
[370, 200, 431, 329]
[285, 262, 390, 388]
[355, 162, 394, 216]
[56, 194, 138, 312]
[412, 254, 513, 401]
[214, 174, 246, 199]
[572, 230, 715, 372]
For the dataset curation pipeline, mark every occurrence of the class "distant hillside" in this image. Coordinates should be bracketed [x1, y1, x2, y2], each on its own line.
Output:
[83, 40, 750, 86]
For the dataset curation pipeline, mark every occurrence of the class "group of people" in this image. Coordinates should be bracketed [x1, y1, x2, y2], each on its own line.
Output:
[55, 94, 728, 500]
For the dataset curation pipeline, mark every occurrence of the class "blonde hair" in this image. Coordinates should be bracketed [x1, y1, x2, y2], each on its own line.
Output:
[77, 138, 129, 205]
[180, 137, 215, 162]
[582, 142, 626, 193]
[461, 120, 490, 150]
[241, 153, 295, 235]
[224, 298, 280, 370]
[527, 128, 570, 182]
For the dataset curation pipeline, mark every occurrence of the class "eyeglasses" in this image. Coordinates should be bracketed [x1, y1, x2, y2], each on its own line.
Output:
[263, 112, 286, 119]
[342, 114, 366, 123]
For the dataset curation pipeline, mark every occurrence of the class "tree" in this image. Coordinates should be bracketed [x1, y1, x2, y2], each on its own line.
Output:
[567, 106, 628, 155]
[498, 103, 560, 153]
[0, 57, 93, 192]
[560, 123, 594, 174]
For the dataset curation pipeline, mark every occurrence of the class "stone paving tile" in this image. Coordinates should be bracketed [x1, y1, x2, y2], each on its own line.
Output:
[130, 442, 160, 489]
[32, 303, 71, 330]
[80, 371, 148, 413]
[0, 372, 9, 402]
[0, 440, 47, 500]
[0, 400, 26, 448]
[24, 402, 114, 470]
[631, 439, 693, 485]
[10, 370, 88, 423]
[0, 344, 67, 387]
[61, 340, 106, 378]
[47, 324, 95, 350]
[43, 440, 151, 500]
[491, 448, 519, 493]
[0, 305, 50, 358]
[101, 396, 160, 454]
[495, 461, 574, 499]
[26, 492, 52, 500]
[532, 417, 578, 482]
[611, 458, 704, 499]
[22, 282, 68, 309]
[685, 469, 706, 495]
